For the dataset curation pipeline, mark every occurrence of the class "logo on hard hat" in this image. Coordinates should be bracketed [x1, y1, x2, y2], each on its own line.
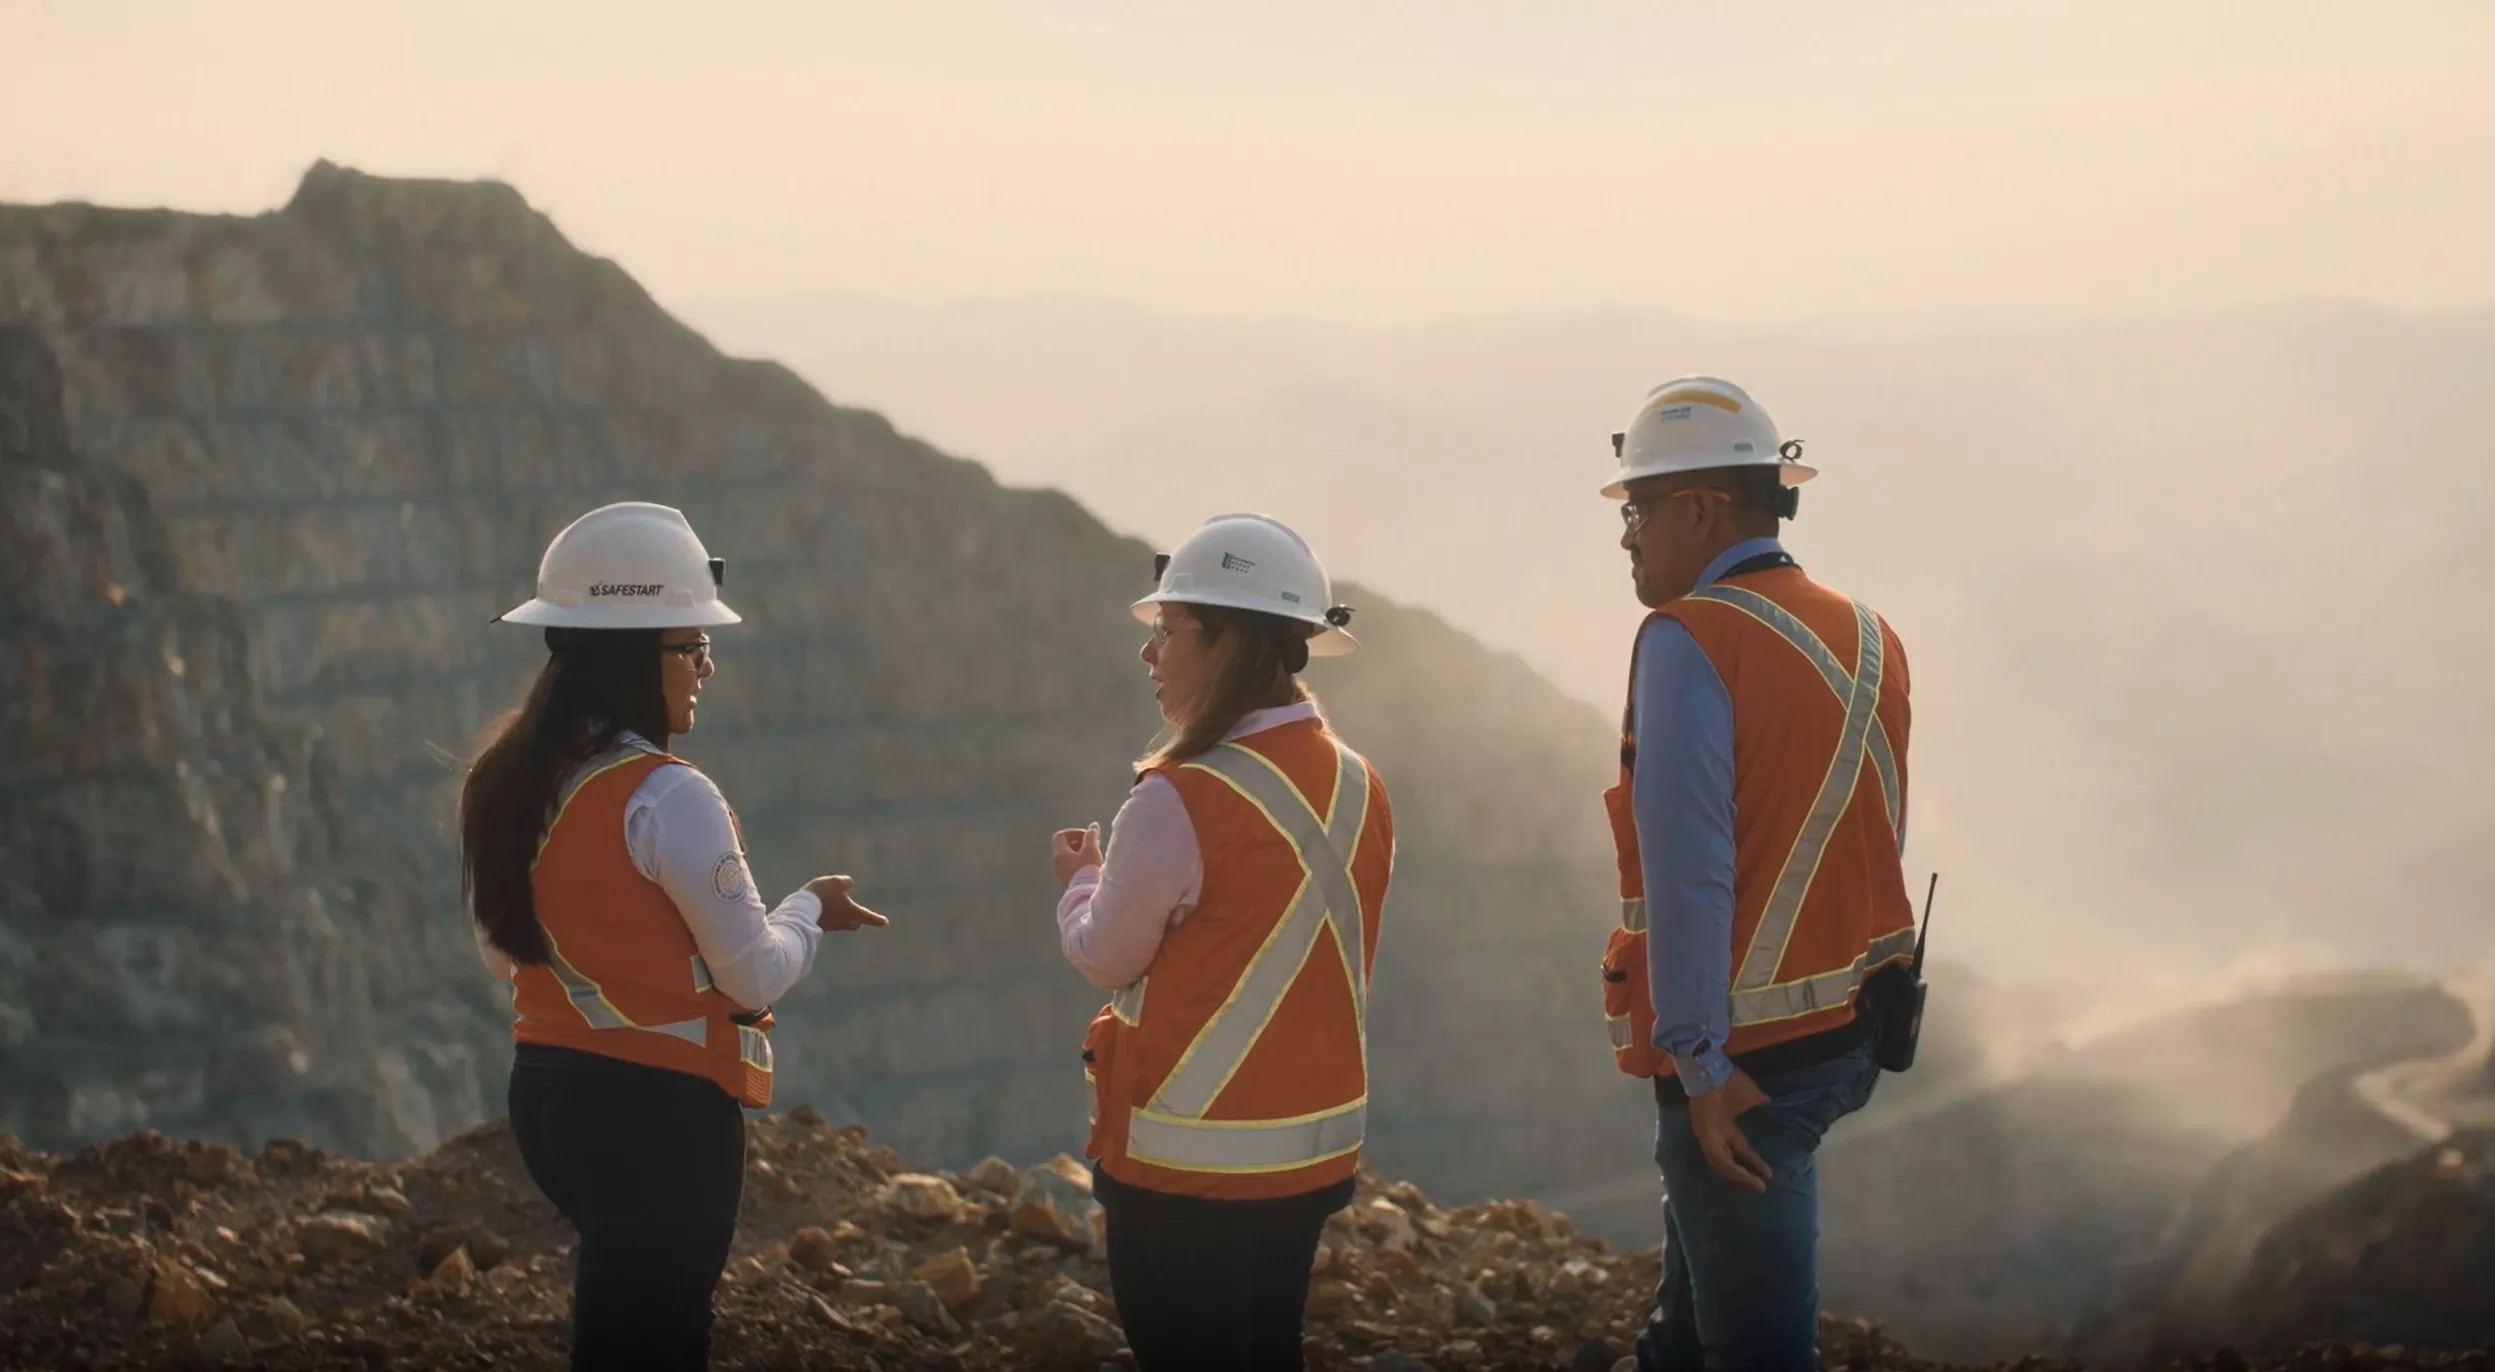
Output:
[1654, 405, 1694, 423]
[1219, 553, 1257, 573]
[589, 582, 664, 597]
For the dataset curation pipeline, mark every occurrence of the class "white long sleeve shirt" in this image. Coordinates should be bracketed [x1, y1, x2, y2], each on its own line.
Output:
[477, 734, 825, 1012]
[1056, 702, 1325, 991]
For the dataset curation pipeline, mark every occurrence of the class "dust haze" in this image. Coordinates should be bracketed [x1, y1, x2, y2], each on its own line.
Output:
[10, 1, 2493, 1360]
[679, 297, 2495, 1355]
[688, 297, 2495, 997]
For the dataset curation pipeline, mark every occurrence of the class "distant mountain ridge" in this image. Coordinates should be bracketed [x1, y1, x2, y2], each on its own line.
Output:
[0, 163, 1636, 1210]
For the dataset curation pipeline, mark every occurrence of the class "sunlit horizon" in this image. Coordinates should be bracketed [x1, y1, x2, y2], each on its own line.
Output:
[8, 0, 2491, 329]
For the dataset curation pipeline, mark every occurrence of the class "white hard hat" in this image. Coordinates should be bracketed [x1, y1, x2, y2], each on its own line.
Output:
[1132, 513, 1357, 658]
[1600, 376, 1817, 499]
[498, 502, 743, 630]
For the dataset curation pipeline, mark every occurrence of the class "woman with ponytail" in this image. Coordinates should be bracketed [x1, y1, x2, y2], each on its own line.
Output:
[464, 502, 886, 1372]
[1050, 513, 1395, 1372]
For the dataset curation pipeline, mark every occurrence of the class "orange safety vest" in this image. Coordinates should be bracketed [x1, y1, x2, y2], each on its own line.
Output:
[511, 749, 777, 1107]
[1084, 718, 1394, 1200]
[1600, 564, 1915, 1079]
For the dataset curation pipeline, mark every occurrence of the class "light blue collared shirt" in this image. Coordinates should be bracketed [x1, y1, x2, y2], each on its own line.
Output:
[1631, 535, 1787, 1096]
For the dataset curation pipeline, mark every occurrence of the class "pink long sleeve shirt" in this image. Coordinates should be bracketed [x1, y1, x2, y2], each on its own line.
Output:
[1056, 702, 1324, 990]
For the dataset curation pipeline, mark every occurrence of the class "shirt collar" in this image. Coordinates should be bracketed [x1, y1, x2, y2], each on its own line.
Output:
[1224, 699, 1322, 742]
[1695, 535, 1789, 591]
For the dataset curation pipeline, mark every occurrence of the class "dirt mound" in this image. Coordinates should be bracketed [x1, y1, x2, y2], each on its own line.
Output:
[2217, 1130, 2495, 1358]
[1, 1117, 2489, 1371]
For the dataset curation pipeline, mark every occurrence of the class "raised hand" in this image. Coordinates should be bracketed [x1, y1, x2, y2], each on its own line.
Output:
[1051, 824, 1104, 886]
[802, 874, 888, 931]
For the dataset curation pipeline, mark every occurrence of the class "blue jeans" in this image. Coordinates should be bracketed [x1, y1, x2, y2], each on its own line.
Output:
[1634, 1037, 1881, 1372]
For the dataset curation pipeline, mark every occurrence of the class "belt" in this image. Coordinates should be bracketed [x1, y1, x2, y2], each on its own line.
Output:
[1651, 1010, 1871, 1106]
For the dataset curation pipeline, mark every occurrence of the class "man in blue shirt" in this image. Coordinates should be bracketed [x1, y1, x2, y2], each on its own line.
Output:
[1599, 377, 1915, 1372]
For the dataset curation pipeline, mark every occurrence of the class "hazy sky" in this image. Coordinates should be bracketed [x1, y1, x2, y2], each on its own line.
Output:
[8, 0, 2492, 327]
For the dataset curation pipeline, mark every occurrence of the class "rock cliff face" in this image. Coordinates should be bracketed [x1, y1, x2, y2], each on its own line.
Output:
[0, 164, 1632, 1200]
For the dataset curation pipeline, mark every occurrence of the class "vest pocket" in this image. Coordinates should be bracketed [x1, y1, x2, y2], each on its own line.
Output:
[1603, 783, 1639, 884]
[1081, 1009, 1118, 1138]
[1601, 926, 1654, 1063]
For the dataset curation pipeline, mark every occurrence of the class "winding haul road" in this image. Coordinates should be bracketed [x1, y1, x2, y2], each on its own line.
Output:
[2352, 976, 2495, 1143]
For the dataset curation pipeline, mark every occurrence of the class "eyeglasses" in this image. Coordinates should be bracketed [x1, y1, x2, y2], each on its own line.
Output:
[1619, 488, 1731, 537]
[659, 637, 713, 671]
[1146, 619, 1199, 650]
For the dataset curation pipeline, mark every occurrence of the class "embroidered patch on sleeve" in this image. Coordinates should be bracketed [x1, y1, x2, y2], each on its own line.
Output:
[712, 853, 751, 903]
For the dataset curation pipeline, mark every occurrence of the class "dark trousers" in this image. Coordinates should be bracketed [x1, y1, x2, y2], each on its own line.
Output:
[1094, 1168, 1354, 1372]
[1635, 1036, 1882, 1372]
[509, 1043, 746, 1372]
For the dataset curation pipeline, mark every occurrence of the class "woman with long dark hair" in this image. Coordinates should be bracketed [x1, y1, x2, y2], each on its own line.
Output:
[464, 501, 885, 1372]
[1050, 513, 1396, 1372]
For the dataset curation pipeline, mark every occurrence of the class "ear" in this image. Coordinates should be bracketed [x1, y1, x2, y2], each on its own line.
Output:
[1661, 486, 1703, 537]
[1694, 488, 1739, 539]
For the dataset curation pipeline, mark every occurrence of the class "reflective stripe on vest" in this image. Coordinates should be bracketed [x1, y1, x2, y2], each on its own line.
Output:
[534, 932, 712, 1045]
[542, 937, 635, 1030]
[1708, 595, 1890, 1028]
[1737, 925, 1920, 1025]
[528, 757, 746, 1060]
[524, 743, 681, 1032]
[539, 746, 654, 860]
[1128, 1098, 1368, 1174]
[1683, 584, 1903, 849]
[1621, 896, 1646, 933]
[1110, 979, 1146, 1026]
[1125, 741, 1371, 1173]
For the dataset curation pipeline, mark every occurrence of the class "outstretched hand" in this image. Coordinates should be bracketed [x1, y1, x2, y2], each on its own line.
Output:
[802, 874, 888, 931]
[1051, 824, 1104, 886]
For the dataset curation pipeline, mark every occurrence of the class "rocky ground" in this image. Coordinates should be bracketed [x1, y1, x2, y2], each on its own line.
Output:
[2, 1114, 2490, 1372]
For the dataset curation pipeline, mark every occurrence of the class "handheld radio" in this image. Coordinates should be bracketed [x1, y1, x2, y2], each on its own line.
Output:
[1871, 873, 1938, 1073]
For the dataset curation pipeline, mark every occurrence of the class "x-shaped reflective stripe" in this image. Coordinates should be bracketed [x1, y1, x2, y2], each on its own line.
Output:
[1145, 742, 1370, 1121]
[542, 936, 634, 1030]
[1716, 597, 1887, 1018]
[1684, 585, 1903, 850]
[531, 746, 659, 872]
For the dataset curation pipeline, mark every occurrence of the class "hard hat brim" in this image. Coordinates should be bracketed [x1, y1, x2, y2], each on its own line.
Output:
[1599, 459, 1817, 500]
[497, 599, 745, 629]
[1129, 593, 1357, 658]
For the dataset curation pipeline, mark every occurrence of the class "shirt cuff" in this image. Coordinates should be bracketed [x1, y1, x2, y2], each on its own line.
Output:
[1670, 1046, 1736, 1096]
[1055, 867, 1101, 933]
[772, 888, 823, 925]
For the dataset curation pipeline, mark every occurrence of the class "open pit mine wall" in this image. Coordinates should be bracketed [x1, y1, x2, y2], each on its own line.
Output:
[0, 162, 1640, 1205]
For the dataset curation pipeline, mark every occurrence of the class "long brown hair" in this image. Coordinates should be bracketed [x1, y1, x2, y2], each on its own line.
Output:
[460, 627, 670, 964]
[1137, 605, 1317, 772]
